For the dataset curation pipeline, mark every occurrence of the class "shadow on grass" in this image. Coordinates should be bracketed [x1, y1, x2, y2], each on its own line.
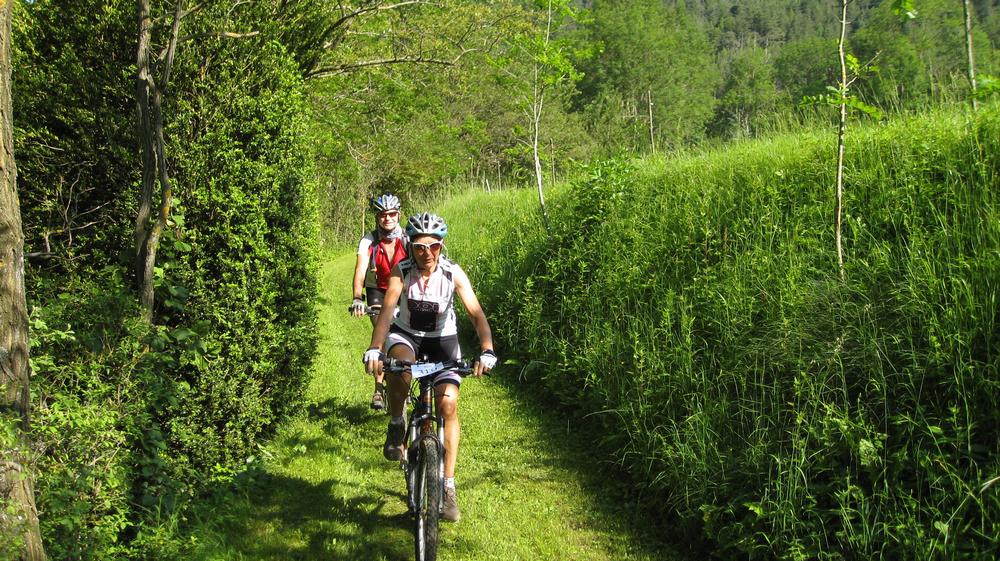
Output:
[202, 366, 694, 560]
[214, 471, 417, 561]
[202, 392, 418, 561]
[308, 398, 372, 427]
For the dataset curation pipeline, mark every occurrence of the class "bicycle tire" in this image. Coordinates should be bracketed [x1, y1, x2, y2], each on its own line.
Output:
[414, 435, 441, 561]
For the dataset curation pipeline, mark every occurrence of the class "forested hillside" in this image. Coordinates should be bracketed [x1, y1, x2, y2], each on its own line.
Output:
[3, 0, 999, 559]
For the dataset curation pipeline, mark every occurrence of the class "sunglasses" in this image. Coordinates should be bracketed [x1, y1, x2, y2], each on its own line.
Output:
[378, 211, 400, 219]
[411, 241, 443, 253]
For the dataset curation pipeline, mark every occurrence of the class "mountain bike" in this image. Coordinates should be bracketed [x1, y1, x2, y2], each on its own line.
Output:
[382, 357, 474, 561]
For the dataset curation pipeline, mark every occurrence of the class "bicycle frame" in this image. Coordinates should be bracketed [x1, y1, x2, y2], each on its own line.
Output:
[404, 375, 445, 511]
[383, 357, 472, 561]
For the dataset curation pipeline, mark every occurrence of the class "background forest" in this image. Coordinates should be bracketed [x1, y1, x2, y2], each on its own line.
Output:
[4, 0, 1000, 559]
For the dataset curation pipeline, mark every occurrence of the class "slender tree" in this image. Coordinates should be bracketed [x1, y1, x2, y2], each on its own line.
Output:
[134, 0, 260, 322]
[530, 0, 554, 231]
[503, 0, 582, 232]
[835, 0, 849, 279]
[962, 0, 977, 110]
[646, 89, 655, 151]
[134, 0, 186, 324]
[803, 0, 880, 278]
[0, 1, 47, 558]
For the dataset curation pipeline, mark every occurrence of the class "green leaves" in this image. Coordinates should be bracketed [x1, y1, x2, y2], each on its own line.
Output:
[799, 57, 883, 121]
[891, 0, 919, 21]
[974, 74, 1000, 100]
[163, 284, 188, 312]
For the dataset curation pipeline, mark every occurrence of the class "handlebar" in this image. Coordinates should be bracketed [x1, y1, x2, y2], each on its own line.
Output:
[347, 305, 381, 317]
[381, 356, 476, 378]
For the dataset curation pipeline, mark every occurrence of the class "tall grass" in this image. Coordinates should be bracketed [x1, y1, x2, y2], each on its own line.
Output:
[439, 103, 1000, 559]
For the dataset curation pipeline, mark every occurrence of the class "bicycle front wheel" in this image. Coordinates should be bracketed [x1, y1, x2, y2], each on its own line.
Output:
[414, 435, 441, 561]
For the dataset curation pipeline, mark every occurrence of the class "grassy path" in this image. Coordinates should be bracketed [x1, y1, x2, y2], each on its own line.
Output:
[191, 252, 682, 560]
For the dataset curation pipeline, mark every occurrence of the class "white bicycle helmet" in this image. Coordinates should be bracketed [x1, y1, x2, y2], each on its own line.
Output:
[405, 212, 448, 239]
[370, 193, 401, 214]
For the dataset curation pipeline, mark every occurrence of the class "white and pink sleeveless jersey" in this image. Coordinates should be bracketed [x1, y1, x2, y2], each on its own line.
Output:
[393, 257, 459, 338]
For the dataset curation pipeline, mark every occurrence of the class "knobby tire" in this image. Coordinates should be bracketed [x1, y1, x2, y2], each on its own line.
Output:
[414, 435, 441, 561]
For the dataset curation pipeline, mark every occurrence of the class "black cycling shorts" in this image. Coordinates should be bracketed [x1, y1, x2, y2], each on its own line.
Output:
[386, 324, 463, 387]
[366, 287, 386, 308]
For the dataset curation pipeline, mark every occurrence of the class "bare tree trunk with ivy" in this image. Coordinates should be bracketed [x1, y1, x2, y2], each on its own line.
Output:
[134, 0, 184, 323]
[962, 0, 978, 111]
[835, 0, 848, 279]
[0, 2, 47, 558]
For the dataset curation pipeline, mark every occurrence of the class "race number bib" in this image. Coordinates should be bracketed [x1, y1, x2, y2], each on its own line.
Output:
[408, 299, 439, 331]
[410, 362, 444, 378]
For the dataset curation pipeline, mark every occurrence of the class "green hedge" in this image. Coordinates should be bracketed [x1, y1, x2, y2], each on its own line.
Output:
[443, 105, 1000, 559]
[17, 3, 319, 558]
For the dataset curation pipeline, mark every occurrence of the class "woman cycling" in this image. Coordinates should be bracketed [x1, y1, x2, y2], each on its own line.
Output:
[363, 211, 496, 522]
[351, 193, 408, 410]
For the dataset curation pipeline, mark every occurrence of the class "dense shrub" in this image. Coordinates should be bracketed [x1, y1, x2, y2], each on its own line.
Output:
[156, 30, 320, 484]
[443, 105, 1000, 559]
[27, 271, 151, 560]
[15, 2, 318, 558]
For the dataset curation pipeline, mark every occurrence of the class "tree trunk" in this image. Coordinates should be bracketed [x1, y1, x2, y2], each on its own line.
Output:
[531, 0, 553, 233]
[962, 0, 978, 111]
[835, 0, 848, 280]
[0, 1, 48, 558]
[135, 0, 185, 324]
[531, 70, 549, 231]
[134, 0, 156, 285]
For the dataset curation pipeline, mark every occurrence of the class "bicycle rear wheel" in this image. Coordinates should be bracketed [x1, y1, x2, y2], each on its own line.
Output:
[413, 435, 441, 561]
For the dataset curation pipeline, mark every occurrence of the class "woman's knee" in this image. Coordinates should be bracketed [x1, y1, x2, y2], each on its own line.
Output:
[436, 390, 459, 418]
[387, 343, 414, 361]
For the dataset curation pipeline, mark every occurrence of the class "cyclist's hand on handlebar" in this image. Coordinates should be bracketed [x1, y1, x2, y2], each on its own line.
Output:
[350, 298, 365, 317]
[474, 349, 497, 377]
[363, 348, 382, 375]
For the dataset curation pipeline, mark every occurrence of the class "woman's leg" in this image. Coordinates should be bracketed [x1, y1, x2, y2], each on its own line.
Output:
[435, 383, 460, 478]
[385, 342, 414, 417]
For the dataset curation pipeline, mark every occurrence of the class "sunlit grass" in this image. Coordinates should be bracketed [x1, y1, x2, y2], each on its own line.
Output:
[437, 102, 1000, 559]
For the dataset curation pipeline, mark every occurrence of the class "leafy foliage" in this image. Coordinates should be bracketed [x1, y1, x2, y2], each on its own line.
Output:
[11, 0, 1000, 558]
[13, 0, 137, 272]
[15, 2, 318, 558]
[575, 0, 719, 150]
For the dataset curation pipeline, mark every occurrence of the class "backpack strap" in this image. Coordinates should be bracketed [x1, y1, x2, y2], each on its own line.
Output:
[437, 257, 455, 282]
[397, 257, 414, 280]
[368, 229, 379, 271]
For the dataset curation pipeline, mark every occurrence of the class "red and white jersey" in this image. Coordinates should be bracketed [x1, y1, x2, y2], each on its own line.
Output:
[357, 228, 407, 290]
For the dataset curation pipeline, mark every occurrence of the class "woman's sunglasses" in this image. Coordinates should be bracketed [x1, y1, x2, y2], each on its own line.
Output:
[411, 241, 443, 253]
[378, 211, 400, 219]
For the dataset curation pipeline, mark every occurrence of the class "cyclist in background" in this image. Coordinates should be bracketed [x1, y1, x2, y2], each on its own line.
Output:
[351, 193, 408, 410]
[364, 211, 496, 522]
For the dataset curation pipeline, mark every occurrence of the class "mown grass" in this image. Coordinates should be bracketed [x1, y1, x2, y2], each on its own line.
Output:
[438, 102, 1000, 559]
[185, 251, 683, 560]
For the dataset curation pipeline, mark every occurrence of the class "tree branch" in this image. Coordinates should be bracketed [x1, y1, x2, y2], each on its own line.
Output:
[321, 0, 433, 49]
[176, 29, 260, 43]
[306, 49, 474, 79]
